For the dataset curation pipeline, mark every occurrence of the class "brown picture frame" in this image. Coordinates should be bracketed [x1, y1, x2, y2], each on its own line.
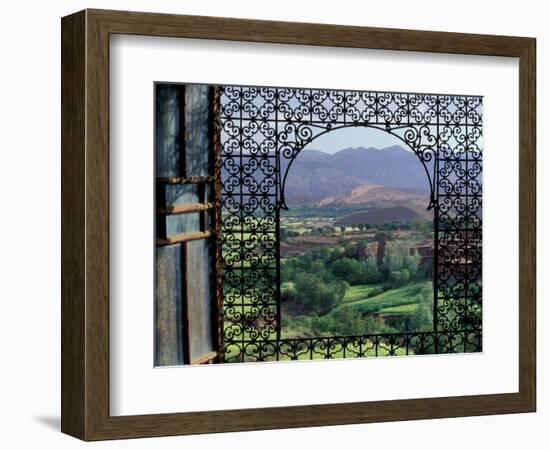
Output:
[61, 9, 536, 441]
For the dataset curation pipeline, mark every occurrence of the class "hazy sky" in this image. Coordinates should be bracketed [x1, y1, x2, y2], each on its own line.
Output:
[304, 126, 406, 154]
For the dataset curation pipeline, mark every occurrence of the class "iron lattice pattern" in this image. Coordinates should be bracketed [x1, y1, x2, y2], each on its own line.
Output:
[218, 86, 482, 362]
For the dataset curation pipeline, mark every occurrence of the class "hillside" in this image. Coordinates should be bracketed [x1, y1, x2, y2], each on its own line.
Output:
[334, 205, 426, 226]
[319, 183, 425, 206]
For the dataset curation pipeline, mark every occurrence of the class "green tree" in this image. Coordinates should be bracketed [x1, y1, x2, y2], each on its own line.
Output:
[330, 257, 365, 285]
[411, 302, 433, 331]
[364, 256, 384, 284]
[383, 240, 420, 286]
[293, 272, 346, 314]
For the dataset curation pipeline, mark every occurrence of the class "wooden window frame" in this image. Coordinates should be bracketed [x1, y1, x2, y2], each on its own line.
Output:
[154, 84, 221, 366]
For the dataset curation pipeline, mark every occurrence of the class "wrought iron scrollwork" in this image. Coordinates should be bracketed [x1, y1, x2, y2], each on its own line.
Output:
[218, 85, 483, 363]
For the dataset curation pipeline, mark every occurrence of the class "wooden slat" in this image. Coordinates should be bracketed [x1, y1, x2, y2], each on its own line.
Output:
[186, 238, 216, 363]
[156, 231, 212, 246]
[180, 242, 191, 364]
[190, 351, 218, 365]
[157, 175, 213, 185]
[155, 245, 184, 366]
[157, 202, 213, 215]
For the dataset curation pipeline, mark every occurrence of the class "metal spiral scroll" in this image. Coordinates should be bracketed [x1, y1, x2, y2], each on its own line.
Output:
[218, 85, 482, 362]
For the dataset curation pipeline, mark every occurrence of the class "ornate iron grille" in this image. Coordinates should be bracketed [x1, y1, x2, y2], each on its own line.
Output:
[218, 85, 482, 362]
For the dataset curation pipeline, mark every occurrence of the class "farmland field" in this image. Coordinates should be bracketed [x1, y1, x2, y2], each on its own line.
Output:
[277, 201, 436, 339]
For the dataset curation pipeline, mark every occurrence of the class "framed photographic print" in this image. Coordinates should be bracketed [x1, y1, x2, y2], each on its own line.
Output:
[61, 9, 536, 440]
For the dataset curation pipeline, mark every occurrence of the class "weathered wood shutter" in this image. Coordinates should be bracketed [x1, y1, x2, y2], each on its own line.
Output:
[155, 84, 221, 366]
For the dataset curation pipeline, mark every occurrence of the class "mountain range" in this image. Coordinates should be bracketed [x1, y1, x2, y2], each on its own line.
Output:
[221, 145, 433, 206]
[281, 145, 431, 205]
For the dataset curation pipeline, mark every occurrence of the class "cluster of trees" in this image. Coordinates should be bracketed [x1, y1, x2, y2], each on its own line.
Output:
[281, 246, 349, 314]
[303, 282, 434, 336]
[383, 240, 424, 288]
[329, 256, 384, 285]
[282, 273, 348, 315]
[281, 239, 429, 316]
